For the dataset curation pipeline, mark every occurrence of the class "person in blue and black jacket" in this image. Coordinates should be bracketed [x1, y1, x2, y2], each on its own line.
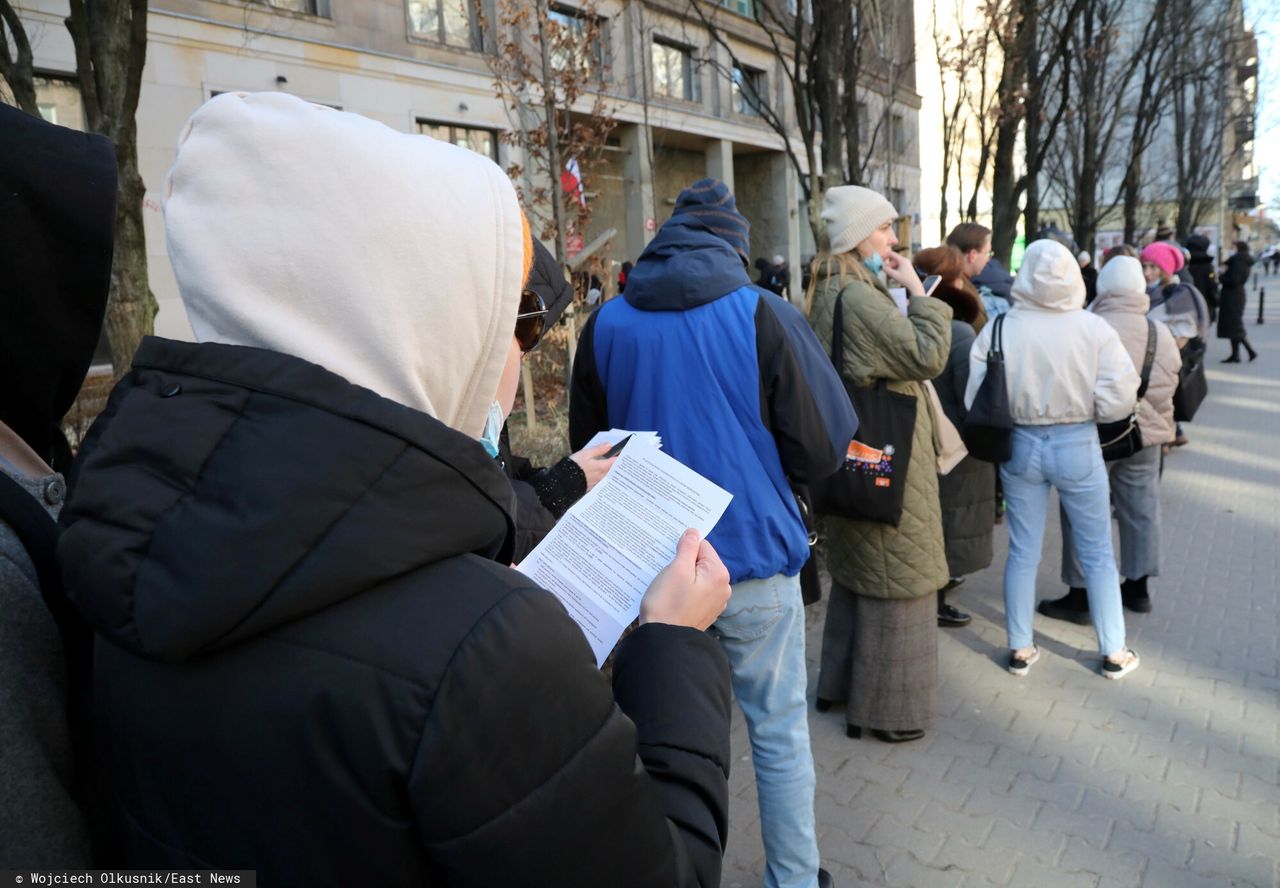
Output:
[570, 179, 858, 888]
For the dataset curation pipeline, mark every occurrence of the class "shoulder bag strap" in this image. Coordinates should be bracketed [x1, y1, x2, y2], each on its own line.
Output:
[1136, 320, 1157, 400]
[989, 312, 1006, 357]
[830, 292, 845, 371]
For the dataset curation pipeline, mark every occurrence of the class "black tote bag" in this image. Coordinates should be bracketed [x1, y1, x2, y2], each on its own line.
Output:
[1173, 336, 1207, 422]
[963, 313, 1014, 463]
[812, 295, 917, 526]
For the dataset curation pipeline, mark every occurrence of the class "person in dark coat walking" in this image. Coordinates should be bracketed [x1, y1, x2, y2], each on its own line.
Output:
[1079, 251, 1099, 306]
[1218, 241, 1257, 362]
[1183, 234, 1219, 323]
[913, 246, 996, 629]
[0, 101, 114, 869]
[59, 92, 735, 887]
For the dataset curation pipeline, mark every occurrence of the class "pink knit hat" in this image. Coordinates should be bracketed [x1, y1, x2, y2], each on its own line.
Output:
[1139, 241, 1185, 277]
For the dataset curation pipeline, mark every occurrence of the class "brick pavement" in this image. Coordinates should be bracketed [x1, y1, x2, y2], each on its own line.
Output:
[722, 271, 1280, 887]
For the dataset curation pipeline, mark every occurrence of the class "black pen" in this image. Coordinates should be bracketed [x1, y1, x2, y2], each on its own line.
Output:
[601, 434, 633, 459]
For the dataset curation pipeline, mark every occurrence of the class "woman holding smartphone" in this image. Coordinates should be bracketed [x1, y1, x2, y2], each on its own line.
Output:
[806, 186, 952, 744]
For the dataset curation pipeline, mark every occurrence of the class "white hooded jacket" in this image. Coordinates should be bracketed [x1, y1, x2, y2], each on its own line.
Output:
[163, 92, 525, 439]
[965, 240, 1139, 426]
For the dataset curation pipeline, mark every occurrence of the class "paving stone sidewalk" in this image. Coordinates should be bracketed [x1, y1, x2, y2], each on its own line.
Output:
[723, 272, 1280, 888]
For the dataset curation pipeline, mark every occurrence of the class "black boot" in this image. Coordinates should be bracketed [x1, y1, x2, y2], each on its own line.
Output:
[937, 587, 971, 628]
[1223, 339, 1242, 363]
[1037, 587, 1091, 624]
[1246, 339, 1259, 361]
[1121, 576, 1151, 613]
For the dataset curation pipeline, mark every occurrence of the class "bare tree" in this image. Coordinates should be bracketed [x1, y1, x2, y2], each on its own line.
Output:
[66, 0, 153, 376]
[1117, 0, 1173, 243]
[988, 0, 1089, 264]
[1040, 0, 1167, 252]
[684, 0, 910, 247]
[480, 0, 617, 265]
[0, 0, 37, 115]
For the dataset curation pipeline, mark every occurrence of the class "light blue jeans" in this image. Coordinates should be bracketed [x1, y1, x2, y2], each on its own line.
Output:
[1000, 423, 1127, 654]
[1061, 442, 1163, 585]
[710, 572, 819, 888]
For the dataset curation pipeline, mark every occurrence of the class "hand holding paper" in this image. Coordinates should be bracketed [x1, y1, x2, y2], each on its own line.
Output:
[640, 529, 731, 631]
[517, 444, 732, 665]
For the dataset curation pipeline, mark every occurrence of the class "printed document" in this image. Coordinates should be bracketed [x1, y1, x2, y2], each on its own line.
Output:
[516, 443, 731, 665]
[582, 428, 662, 451]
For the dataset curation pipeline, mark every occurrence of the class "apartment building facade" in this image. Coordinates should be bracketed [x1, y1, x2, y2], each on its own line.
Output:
[17, 0, 922, 339]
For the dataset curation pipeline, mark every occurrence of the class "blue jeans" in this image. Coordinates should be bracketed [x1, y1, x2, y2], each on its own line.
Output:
[1000, 423, 1127, 654]
[710, 572, 819, 888]
[1062, 442, 1163, 585]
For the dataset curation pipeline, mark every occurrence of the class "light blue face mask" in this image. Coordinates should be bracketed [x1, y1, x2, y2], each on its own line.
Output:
[480, 399, 505, 459]
[863, 253, 884, 276]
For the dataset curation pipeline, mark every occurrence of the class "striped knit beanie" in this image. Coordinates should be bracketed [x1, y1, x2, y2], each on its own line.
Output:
[671, 178, 750, 264]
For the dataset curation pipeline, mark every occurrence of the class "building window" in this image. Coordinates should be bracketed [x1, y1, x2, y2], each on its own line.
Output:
[35, 75, 85, 131]
[418, 120, 499, 161]
[720, 0, 755, 14]
[408, 0, 480, 49]
[731, 64, 766, 116]
[889, 187, 906, 213]
[890, 113, 907, 153]
[255, 0, 328, 15]
[652, 39, 698, 102]
[548, 5, 607, 78]
[855, 101, 868, 144]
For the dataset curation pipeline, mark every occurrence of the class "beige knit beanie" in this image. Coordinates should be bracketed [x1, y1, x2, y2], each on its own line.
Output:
[821, 186, 899, 255]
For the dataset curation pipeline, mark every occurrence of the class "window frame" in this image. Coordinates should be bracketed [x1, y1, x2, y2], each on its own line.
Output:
[417, 119, 501, 162]
[650, 37, 699, 103]
[547, 4, 609, 80]
[731, 63, 766, 117]
[406, 0, 483, 51]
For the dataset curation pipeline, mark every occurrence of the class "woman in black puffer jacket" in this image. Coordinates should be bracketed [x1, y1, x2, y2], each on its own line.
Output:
[59, 92, 733, 887]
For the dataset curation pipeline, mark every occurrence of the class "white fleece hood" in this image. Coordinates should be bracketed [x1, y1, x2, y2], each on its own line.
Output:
[1010, 239, 1086, 311]
[163, 92, 525, 438]
[1092, 256, 1151, 314]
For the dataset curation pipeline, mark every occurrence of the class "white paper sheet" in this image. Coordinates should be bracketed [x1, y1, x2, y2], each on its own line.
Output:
[889, 286, 909, 316]
[582, 428, 663, 451]
[516, 443, 732, 665]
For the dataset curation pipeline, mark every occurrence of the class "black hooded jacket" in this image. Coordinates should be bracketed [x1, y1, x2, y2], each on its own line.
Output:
[0, 103, 114, 472]
[59, 337, 732, 886]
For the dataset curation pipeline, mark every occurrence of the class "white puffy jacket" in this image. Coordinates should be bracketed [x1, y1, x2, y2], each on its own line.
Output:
[965, 240, 1139, 426]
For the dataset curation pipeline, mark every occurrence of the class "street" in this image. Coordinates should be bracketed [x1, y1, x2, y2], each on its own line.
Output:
[723, 272, 1280, 888]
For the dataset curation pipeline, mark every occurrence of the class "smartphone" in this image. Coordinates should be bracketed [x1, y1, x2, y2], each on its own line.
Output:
[922, 274, 942, 298]
[601, 434, 632, 459]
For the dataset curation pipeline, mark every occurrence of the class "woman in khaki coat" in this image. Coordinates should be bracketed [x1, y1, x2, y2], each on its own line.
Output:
[807, 186, 952, 743]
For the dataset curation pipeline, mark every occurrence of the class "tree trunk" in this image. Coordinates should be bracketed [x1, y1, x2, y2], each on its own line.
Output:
[67, 0, 154, 378]
[0, 0, 38, 115]
[107, 130, 157, 369]
[1122, 156, 1142, 245]
[535, 2, 569, 265]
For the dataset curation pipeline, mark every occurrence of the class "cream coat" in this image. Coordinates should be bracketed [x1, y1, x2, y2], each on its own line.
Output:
[1091, 258, 1182, 446]
[965, 240, 1139, 426]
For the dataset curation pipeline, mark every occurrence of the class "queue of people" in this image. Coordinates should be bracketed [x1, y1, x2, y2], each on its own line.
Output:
[0, 93, 1245, 884]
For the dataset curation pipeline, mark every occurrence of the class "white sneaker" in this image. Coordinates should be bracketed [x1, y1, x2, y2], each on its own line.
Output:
[1007, 645, 1040, 676]
[1103, 649, 1140, 680]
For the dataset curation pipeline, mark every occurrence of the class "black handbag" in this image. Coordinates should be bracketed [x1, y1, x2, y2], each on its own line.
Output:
[963, 313, 1014, 463]
[1098, 320, 1157, 461]
[1173, 336, 1208, 422]
[812, 295, 917, 526]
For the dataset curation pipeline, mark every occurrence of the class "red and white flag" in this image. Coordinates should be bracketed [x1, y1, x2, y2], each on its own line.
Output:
[561, 157, 586, 207]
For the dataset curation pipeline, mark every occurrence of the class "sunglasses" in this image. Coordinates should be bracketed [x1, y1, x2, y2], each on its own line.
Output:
[515, 288, 548, 353]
